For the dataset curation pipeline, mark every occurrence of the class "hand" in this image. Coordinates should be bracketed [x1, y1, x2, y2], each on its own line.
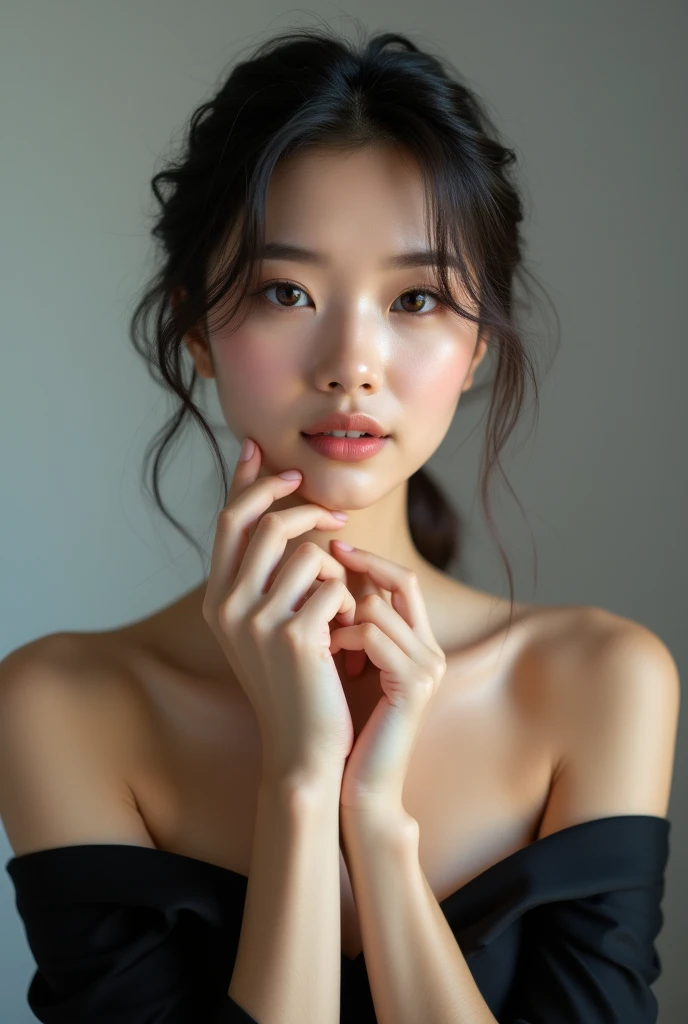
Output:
[327, 541, 447, 814]
[202, 439, 357, 787]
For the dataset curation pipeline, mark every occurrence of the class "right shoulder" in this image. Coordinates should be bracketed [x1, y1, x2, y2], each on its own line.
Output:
[0, 633, 157, 858]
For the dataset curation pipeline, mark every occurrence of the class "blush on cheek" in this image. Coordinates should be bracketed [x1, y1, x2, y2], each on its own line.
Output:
[212, 334, 294, 436]
[396, 342, 473, 419]
[216, 335, 291, 395]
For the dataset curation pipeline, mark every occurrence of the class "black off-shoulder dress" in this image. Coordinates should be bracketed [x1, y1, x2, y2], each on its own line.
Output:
[5, 814, 670, 1023]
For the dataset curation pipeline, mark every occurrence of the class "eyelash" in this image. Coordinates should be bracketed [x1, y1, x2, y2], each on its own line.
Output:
[251, 278, 448, 316]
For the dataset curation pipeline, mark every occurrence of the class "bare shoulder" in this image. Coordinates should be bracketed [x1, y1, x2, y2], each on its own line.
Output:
[0, 630, 150, 728]
[0, 632, 156, 858]
[536, 604, 680, 703]
[534, 606, 680, 839]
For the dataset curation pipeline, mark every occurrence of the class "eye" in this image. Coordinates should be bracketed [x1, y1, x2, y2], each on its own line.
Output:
[257, 280, 311, 309]
[253, 279, 447, 316]
[390, 287, 442, 315]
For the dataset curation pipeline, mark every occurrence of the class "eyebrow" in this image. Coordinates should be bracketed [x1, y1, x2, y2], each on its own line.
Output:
[255, 241, 462, 271]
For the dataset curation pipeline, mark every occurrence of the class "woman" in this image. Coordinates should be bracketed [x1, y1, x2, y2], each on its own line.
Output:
[1, 25, 679, 1024]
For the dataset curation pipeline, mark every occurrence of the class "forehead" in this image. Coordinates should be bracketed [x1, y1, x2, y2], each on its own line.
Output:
[264, 144, 430, 254]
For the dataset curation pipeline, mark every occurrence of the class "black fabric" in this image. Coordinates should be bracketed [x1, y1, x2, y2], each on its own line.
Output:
[5, 814, 670, 1023]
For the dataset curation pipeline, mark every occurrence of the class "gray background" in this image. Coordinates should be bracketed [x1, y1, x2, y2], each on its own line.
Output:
[1, 1, 686, 1020]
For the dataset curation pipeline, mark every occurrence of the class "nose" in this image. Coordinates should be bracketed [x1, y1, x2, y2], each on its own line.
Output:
[311, 325, 384, 396]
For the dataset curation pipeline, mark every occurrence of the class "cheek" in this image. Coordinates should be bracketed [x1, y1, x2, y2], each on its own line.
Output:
[393, 337, 474, 415]
[212, 334, 292, 426]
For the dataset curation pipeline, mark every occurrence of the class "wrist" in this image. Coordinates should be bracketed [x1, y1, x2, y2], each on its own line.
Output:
[340, 800, 418, 842]
[260, 766, 344, 803]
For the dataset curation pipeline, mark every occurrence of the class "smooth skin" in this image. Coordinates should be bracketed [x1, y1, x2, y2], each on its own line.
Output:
[180, 141, 489, 726]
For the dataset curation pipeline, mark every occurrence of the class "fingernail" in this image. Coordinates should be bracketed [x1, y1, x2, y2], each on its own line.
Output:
[278, 469, 302, 480]
[331, 511, 348, 520]
[333, 539, 354, 550]
[239, 438, 255, 462]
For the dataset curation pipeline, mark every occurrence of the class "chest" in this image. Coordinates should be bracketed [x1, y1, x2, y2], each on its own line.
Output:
[130, 634, 559, 961]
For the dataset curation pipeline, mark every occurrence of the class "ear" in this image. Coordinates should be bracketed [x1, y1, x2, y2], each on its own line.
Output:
[172, 285, 215, 380]
[462, 332, 488, 392]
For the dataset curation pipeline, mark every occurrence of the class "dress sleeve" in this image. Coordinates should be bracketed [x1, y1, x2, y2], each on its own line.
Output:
[498, 878, 666, 1023]
[12, 897, 261, 1023]
[6, 844, 267, 1024]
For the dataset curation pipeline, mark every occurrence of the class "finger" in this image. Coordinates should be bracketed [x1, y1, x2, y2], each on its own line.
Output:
[349, 593, 445, 683]
[232, 503, 349, 608]
[290, 577, 357, 635]
[259, 544, 356, 628]
[292, 582, 357, 633]
[331, 543, 434, 639]
[329, 622, 419, 689]
[352, 593, 420, 660]
[330, 624, 437, 712]
[205, 442, 301, 611]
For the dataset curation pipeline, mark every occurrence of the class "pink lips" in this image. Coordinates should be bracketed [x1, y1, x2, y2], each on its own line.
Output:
[301, 433, 390, 462]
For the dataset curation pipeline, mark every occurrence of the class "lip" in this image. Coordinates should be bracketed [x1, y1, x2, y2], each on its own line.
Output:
[300, 433, 390, 462]
[302, 412, 389, 437]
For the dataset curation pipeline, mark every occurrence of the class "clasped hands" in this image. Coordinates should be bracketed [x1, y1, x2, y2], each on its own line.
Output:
[326, 541, 447, 817]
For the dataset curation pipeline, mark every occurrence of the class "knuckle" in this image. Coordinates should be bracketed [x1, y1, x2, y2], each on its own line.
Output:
[217, 594, 241, 627]
[433, 657, 447, 679]
[359, 593, 383, 614]
[217, 505, 238, 528]
[248, 608, 270, 637]
[422, 657, 445, 687]
[297, 540, 321, 558]
[281, 619, 306, 646]
[259, 511, 284, 533]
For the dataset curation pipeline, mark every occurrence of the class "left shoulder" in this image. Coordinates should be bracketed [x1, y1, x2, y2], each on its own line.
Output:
[578, 606, 680, 708]
[535, 606, 680, 840]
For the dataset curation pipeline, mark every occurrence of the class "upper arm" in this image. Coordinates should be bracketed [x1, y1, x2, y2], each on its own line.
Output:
[537, 617, 680, 840]
[0, 639, 156, 857]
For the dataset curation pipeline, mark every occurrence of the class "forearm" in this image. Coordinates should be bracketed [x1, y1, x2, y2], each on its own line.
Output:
[340, 806, 498, 1024]
[228, 773, 344, 1024]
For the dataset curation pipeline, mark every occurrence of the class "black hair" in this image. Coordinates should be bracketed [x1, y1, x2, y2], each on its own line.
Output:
[128, 22, 556, 629]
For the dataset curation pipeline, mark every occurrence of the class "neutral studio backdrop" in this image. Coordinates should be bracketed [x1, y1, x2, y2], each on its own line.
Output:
[1, 2, 686, 1020]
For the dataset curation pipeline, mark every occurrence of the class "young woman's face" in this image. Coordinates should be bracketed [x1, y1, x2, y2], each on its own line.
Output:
[204, 144, 487, 513]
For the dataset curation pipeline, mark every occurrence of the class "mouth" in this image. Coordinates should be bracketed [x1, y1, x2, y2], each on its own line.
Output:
[300, 432, 391, 462]
[301, 432, 390, 439]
